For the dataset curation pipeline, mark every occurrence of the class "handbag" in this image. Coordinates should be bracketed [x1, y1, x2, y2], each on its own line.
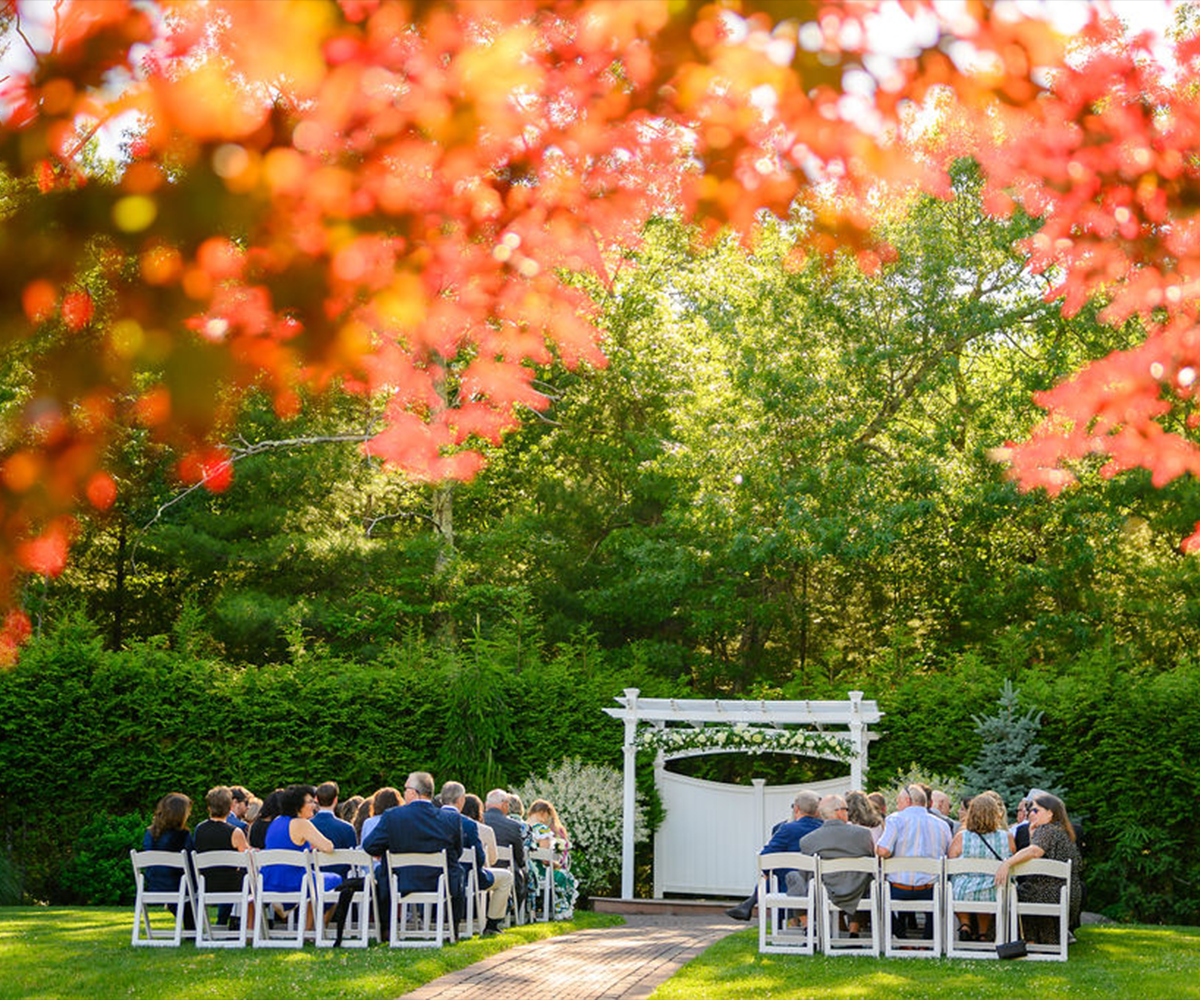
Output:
[996, 939, 1027, 959]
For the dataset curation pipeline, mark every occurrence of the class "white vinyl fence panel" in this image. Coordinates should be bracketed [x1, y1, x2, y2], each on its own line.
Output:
[652, 766, 852, 897]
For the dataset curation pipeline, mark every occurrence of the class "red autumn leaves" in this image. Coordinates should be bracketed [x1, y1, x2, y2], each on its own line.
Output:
[1, 0, 1199, 659]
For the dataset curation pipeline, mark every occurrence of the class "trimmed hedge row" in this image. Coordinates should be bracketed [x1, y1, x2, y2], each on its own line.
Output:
[2, 619, 1197, 921]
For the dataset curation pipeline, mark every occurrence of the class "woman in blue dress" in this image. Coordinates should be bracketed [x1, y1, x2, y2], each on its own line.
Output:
[261, 784, 342, 925]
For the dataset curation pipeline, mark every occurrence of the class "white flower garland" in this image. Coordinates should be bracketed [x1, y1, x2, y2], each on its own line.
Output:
[635, 723, 854, 760]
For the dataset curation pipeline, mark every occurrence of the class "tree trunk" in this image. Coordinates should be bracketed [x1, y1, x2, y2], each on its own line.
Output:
[111, 519, 126, 650]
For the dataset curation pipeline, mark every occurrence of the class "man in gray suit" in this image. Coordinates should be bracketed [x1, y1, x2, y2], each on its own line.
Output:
[791, 794, 876, 935]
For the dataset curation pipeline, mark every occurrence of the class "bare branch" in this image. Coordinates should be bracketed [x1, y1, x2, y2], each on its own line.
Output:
[364, 508, 438, 537]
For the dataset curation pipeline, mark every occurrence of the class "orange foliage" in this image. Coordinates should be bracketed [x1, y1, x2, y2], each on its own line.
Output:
[0, 0, 1195, 658]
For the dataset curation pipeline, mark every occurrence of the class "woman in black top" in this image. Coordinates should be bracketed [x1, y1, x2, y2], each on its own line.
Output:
[249, 788, 285, 849]
[193, 786, 249, 893]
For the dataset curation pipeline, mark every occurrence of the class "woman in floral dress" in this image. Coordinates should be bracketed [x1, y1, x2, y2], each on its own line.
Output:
[525, 799, 579, 920]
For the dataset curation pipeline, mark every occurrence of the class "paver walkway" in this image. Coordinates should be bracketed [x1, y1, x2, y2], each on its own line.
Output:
[399, 914, 738, 1000]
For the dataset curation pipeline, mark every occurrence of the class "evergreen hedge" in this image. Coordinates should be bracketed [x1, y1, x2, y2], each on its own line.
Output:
[2, 619, 1196, 922]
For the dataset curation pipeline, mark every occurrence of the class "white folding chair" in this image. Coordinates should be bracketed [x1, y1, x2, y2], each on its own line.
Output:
[528, 846, 556, 922]
[757, 853, 819, 955]
[459, 849, 489, 938]
[251, 850, 313, 948]
[494, 844, 526, 926]
[130, 850, 196, 947]
[193, 850, 252, 948]
[386, 850, 454, 948]
[944, 857, 1007, 959]
[1007, 858, 1073, 961]
[312, 849, 380, 948]
[817, 856, 881, 956]
[882, 857, 944, 957]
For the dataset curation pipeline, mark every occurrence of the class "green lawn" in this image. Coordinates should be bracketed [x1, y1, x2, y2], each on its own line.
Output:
[651, 925, 1200, 999]
[0, 906, 622, 1000]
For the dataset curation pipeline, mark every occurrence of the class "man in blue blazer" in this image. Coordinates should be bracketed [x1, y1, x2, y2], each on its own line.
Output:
[725, 790, 823, 920]
[312, 781, 357, 878]
[440, 781, 513, 937]
[364, 771, 463, 938]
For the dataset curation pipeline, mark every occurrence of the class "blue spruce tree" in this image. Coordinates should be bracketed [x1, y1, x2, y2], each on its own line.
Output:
[961, 680, 1060, 810]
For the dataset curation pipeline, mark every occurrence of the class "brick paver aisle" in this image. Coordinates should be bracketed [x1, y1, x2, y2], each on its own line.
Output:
[399, 915, 737, 1000]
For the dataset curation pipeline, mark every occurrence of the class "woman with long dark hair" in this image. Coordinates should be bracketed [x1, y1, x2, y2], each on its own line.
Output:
[994, 792, 1083, 945]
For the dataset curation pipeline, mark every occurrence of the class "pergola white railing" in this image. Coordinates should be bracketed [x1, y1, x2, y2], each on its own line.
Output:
[603, 688, 882, 898]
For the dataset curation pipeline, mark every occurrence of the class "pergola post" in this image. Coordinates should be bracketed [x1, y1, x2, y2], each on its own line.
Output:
[849, 689, 865, 787]
[621, 687, 639, 899]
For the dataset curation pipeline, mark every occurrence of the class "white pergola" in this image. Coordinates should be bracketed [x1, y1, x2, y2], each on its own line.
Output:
[603, 688, 882, 899]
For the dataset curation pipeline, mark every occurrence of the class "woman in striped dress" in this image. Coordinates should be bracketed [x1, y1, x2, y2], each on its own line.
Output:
[947, 791, 1015, 941]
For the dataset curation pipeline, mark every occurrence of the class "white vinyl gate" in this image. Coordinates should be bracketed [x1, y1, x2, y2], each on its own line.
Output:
[652, 767, 852, 897]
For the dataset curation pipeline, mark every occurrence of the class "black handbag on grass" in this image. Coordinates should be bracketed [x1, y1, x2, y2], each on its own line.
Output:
[996, 939, 1027, 959]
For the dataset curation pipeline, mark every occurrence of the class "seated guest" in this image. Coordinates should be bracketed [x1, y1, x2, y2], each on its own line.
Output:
[725, 791, 822, 921]
[364, 772, 462, 939]
[462, 794, 497, 862]
[244, 795, 262, 827]
[1010, 798, 1030, 845]
[930, 791, 956, 832]
[508, 794, 529, 838]
[948, 790, 1014, 942]
[485, 789, 528, 911]
[795, 794, 876, 935]
[359, 787, 401, 845]
[352, 797, 373, 842]
[994, 792, 1083, 945]
[876, 784, 951, 939]
[141, 792, 194, 929]
[442, 781, 514, 936]
[261, 785, 341, 922]
[845, 790, 884, 845]
[226, 786, 250, 831]
[525, 799, 578, 920]
[337, 795, 364, 824]
[312, 781, 358, 878]
[248, 789, 284, 850]
[193, 786, 250, 927]
[868, 792, 887, 819]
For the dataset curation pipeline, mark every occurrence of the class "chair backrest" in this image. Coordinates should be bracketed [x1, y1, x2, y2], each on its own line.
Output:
[192, 850, 250, 873]
[530, 846, 555, 865]
[882, 856, 942, 878]
[252, 849, 313, 874]
[944, 857, 1003, 878]
[387, 850, 448, 880]
[314, 848, 374, 874]
[819, 856, 878, 876]
[131, 850, 190, 873]
[494, 845, 514, 866]
[1010, 858, 1071, 882]
[758, 852, 817, 875]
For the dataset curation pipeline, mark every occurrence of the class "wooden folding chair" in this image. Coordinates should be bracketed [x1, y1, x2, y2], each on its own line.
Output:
[757, 852, 819, 955]
[882, 857, 944, 957]
[386, 850, 454, 948]
[1007, 858, 1073, 961]
[944, 857, 1007, 959]
[817, 856, 881, 957]
[193, 850, 252, 948]
[494, 844, 526, 926]
[458, 849, 489, 938]
[250, 850, 313, 948]
[130, 849, 196, 947]
[528, 846, 556, 922]
[312, 849, 380, 948]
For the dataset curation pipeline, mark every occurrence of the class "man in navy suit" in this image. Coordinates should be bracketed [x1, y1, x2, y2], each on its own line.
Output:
[725, 790, 823, 920]
[312, 781, 357, 878]
[364, 771, 463, 938]
[441, 781, 513, 937]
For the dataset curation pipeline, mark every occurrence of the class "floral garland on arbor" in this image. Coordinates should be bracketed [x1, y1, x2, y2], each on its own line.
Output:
[635, 723, 854, 761]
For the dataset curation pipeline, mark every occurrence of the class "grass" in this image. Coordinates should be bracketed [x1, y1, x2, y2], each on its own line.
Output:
[651, 924, 1200, 999]
[0, 906, 623, 1000]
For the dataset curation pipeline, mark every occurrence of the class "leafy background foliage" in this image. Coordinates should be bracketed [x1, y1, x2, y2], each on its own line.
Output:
[3, 176, 1200, 923]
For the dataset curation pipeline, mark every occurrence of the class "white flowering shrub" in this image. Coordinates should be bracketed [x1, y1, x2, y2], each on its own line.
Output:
[636, 723, 852, 761]
[516, 757, 647, 898]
